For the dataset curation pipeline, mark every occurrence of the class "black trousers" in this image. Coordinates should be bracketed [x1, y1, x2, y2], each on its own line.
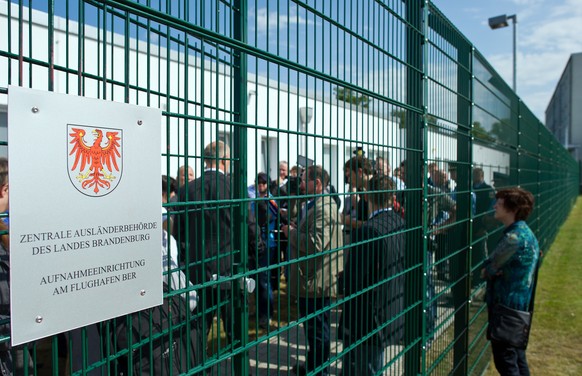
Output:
[193, 288, 235, 374]
[298, 297, 331, 376]
[491, 340, 530, 376]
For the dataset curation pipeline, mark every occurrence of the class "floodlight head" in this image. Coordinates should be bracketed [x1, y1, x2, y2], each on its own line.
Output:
[299, 107, 313, 125]
[489, 14, 509, 29]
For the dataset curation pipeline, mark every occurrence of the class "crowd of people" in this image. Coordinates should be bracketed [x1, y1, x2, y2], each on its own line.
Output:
[158, 145, 412, 375]
[0, 142, 541, 375]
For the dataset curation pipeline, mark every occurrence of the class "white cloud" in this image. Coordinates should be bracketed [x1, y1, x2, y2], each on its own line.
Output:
[254, 7, 313, 34]
[520, 14, 582, 52]
[461, 7, 484, 14]
[488, 49, 571, 119]
[511, 0, 543, 6]
[547, 0, 582, 16]
[521, 89, 555, 119]
[434, 0, 581, 121]
[522, 1, 582, 53]
[485, 0, 582, 119]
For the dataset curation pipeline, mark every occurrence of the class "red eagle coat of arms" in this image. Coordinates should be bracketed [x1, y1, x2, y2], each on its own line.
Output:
[68, 125, 123, 197]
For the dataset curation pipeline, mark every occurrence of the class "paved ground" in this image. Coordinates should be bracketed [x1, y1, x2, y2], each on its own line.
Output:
[208, 311, 407, 375]
[206, 278, 460, 375]
[246, 314, 406, 375]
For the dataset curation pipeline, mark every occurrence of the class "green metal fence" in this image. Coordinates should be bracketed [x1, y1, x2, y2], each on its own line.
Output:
[0, 1, 578, 375]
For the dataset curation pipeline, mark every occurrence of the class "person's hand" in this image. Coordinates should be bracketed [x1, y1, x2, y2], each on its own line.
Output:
[281, 225, 289, 238]
[342, 213, 352, 226]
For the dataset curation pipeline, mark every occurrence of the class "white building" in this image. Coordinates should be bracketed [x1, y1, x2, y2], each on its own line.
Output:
[546, 52, 582, 189]
[0, 2, 508, 194]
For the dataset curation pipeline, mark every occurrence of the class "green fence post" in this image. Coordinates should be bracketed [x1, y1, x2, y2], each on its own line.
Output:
[510, 95, 520, 187]
[404, 1, 424, 374]
[47, 0, 54, 91]
[232, 1, 249, 375]
[451, 36, 472, 376]
[1, 1, 581, 375]
[517, 99, 522, 187]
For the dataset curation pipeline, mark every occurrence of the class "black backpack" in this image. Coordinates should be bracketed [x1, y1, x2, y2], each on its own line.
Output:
[109, 285, 198, 375]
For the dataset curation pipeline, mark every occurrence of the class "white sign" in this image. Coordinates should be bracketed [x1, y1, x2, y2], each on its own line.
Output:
[8, 86, 163, 345]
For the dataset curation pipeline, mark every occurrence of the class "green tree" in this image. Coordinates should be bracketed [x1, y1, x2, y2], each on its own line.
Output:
[391, 110, 438, 130]
[472, 121, 494, 142]
[392, 109, 407, 129]
[489, 119, 514, 144]
[426, 114, 439, 131]
[334, 87, 369, 108]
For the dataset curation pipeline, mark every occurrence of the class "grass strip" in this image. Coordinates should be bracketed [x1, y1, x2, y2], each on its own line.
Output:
[487, 198, 582, 375]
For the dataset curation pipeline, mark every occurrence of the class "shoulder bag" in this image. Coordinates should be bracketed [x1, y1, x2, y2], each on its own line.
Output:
[488, 259, 540, 349]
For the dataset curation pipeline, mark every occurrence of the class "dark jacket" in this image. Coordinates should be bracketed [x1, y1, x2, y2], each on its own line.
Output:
[176, 170, 232, 287]
[0, 241, 33, 375]
[473, 181, 496, 233]
[339, 209, 405, 347]
[247, 205, 266, 270]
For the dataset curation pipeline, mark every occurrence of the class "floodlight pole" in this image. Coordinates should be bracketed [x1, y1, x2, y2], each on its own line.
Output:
[510, 15, 517, 92]
[488, 14, 517, 92]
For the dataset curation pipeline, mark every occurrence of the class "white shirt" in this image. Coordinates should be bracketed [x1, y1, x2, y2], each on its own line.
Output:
[162, 227, 197, 311]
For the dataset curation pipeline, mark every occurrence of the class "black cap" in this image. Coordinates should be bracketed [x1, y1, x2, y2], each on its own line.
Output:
[257, 172, 269, 183]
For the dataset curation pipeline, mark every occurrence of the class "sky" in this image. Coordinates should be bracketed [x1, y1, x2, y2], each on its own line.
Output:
[14, 0, 581, 123]
[432, 0, 582, 122]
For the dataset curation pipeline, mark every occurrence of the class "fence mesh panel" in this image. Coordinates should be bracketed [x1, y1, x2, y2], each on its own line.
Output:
[0, 1, 578, 375]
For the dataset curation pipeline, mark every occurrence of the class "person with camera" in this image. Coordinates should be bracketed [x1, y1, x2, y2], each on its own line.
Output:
[0, 158, 34, 375]
[251, 172, 287, 329]
[281, 165, 343, 376]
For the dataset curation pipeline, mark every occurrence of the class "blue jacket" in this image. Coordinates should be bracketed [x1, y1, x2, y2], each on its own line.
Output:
[251, 192, 280, 249]
[483, 221, 539, 311]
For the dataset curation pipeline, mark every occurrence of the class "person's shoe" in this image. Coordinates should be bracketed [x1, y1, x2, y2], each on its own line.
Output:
[291, 364, 307, 376]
